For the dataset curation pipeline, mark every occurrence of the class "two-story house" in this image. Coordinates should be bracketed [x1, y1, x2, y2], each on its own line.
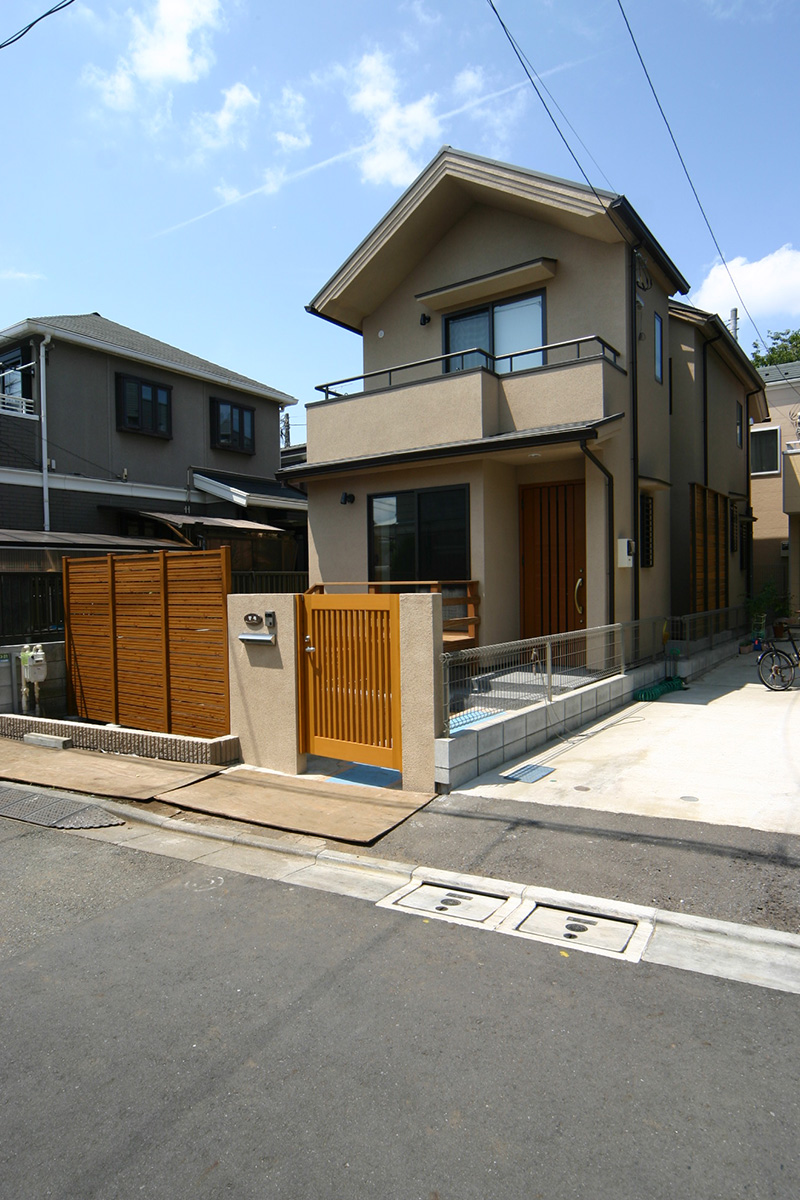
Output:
[749, 360, 800, 602]
[280, 147, 766, 645]
[0, 313, 308, 575]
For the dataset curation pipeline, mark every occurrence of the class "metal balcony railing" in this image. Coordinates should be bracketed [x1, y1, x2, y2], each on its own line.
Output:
[315, 336, 623, 401]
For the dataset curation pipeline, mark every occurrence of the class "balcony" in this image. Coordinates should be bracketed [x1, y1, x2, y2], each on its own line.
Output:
[308, 336, 626, 464]
[783, 444, 800, 514]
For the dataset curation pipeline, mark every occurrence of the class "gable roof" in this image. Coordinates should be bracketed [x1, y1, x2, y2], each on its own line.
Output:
[307, 146, 689, 334]
[0, 312, 298, 406]
[759, 360, 800, 385]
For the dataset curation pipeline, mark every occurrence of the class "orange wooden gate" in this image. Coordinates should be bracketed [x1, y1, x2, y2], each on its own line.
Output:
[63, 548, 230, 738]
[296, 593, 402, 771]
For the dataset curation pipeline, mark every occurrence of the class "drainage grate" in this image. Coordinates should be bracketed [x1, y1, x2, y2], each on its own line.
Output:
[0, 787, 123, 829]
[514, 905, 637, 953]
[390, 883, 511, 924]
[502, 763, 554, 784]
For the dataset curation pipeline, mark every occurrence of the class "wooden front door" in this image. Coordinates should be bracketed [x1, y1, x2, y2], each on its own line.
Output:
[519, 482, 586, 638]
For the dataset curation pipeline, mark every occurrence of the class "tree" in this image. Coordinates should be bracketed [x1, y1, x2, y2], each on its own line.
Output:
[752, 328, 800, 367]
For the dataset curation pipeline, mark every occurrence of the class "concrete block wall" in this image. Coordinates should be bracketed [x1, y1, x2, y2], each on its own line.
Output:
[0, 641, 68, 718]
[434, 657, 681, 792]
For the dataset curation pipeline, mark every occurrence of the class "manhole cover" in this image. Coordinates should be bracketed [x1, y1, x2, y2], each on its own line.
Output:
[393, 883, 509, 924]
[0, 787, 122, 829]
[515, 905, 637, 953]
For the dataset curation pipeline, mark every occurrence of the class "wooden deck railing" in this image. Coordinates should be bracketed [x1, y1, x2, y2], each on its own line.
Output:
[304, 580, 480, 648]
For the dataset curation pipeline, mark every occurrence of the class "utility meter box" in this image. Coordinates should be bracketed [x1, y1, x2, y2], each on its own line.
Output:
[617, 538, 635, 568]
[24, 646, 47, 683]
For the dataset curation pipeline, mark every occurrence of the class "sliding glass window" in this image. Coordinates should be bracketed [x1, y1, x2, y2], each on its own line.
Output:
[444, 291, 545, 374]
[369, 485, 470, 583]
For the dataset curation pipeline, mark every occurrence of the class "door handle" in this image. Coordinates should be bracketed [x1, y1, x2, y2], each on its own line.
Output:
[574, 576, 584, 616]
[304, 634, 315, 653]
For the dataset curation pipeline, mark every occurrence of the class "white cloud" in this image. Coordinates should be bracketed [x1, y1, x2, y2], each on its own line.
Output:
[86, 0, 222, 110]
[273, 87, 311, 153]
[191, 82, 259, 156]
[404, 0, 442, 27]
[0, 269, 44, 282]
[348, 51, 442, 187]
[453, 67, 485, 99]
[691, 245, 800, 322]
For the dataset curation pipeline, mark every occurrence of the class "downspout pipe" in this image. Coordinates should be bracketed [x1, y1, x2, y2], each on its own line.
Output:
[628, 245, 641, 621]
[38, 334, 52, 531]
[581, 441, 615, 622]
[701, 328, 722, 488]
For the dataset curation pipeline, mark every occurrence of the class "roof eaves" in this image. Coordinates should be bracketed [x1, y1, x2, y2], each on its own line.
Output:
[0, 317, 299, 407]
[278, 413, 624, 482]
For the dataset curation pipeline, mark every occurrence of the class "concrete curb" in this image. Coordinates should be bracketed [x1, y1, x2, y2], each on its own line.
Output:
[93, 796, 800, 957]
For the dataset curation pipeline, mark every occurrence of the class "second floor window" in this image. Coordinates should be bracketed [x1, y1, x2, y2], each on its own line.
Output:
[116, 374, 171, 437]
[654, 312, 663, 383]
[444, 291, 545, 374]
[210, 398, 255, 453]
[750, 427, 780, 475]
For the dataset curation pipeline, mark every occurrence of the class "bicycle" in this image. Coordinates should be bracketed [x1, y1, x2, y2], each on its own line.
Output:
[757, 620, 800, 690]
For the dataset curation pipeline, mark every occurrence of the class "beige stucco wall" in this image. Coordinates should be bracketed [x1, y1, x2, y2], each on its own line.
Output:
[228, 593, 306, 774]
[362, 204, 629, 377]
[399, 592, 443, 792]
[751, 381, 799, 592]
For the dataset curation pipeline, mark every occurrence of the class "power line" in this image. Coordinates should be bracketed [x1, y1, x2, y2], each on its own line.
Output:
[0, 0, 75, 52]
[615, 0, 771, 357]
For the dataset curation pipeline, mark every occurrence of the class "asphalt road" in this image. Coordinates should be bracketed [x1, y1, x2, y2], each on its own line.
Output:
[1, 815, 798, 1200]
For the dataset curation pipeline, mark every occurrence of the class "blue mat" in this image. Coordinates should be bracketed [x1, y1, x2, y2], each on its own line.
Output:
[328, 764, 402, 789]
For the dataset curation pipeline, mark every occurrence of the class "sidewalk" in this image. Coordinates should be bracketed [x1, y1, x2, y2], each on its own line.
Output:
[2, 651, 799, 938]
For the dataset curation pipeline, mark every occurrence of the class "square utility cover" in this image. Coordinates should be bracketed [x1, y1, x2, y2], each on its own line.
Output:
[516, 905, 637, 953]
[394, 883, 509, 924]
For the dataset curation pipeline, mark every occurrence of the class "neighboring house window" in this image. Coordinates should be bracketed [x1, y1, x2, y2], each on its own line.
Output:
[369, 485, 469, 582]
[750, 427, 780, 475]
[0, 347, 32, 402]
[729, 502, 739, 552]
[116, 374, 171, 437]
[444, 291, 545, 374]
[654, 312, 663, 383]
[210, 398, 255, 453]
[639, 494, 654, 568]
[736, 401, 743, 449]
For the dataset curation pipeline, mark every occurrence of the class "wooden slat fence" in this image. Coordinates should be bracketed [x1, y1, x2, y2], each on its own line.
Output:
[64, 548, 231, 737]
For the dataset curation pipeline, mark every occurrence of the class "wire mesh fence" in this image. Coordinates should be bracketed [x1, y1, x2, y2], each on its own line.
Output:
[442, 606, 749, 733]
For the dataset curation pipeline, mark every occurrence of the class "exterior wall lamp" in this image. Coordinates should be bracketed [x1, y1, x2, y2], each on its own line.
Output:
[419, 313, 431, 326]
[340, 492, 355, 505]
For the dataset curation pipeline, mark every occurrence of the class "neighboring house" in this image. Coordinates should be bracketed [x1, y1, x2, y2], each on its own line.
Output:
[0, 313, 308, 573]
[750, 360, 800, 600]
[280, 147, 767, 645]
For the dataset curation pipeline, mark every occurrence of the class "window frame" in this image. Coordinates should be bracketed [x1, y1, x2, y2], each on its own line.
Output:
[0, 346, 32, 401]
[367, 484, 470, 583]
[443, 288, 547, 375]
[750, 425, 781, 476]
[654, 312, 663, 384]
[210, 397, 256, 454]
[115, 372, 172, 439]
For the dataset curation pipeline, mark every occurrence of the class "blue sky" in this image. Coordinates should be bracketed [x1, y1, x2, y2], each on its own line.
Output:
[3, 0, 799, 442]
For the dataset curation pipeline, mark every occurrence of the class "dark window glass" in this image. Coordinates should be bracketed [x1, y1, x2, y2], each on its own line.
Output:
[654, 312, 663, 383]
[210, 398, 255, 453]
[750, 428, 779, 475]
[369, 486, 469, 582]
[116, 374, 172, 438]
[730, 502, 739, 552]
[444, 309, 490, 371]
[1, 348, 24, 400]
